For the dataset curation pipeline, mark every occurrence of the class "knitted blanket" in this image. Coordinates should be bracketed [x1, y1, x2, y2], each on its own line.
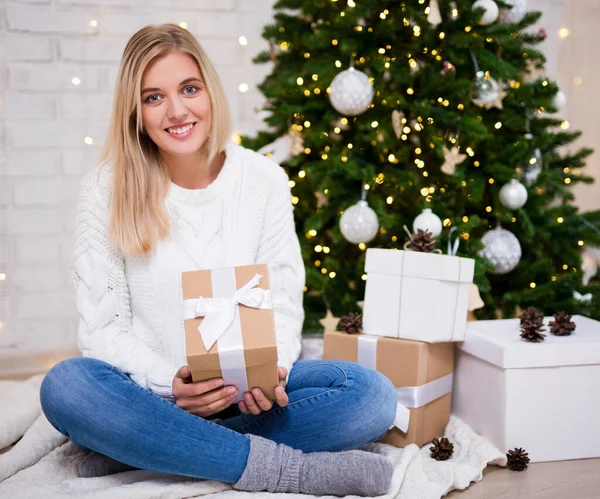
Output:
[0, 374, 506, 499]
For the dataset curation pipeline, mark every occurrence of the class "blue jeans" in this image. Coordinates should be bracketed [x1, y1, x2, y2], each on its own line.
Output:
[40, 357, 397, 483]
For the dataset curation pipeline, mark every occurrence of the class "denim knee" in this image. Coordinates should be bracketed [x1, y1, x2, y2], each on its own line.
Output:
[40, 357, 113, 436]
[352, 364, 397, 439]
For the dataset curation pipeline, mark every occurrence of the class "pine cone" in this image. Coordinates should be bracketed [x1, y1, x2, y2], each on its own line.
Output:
[429, 437, 454, 461]
[407, 229, 437, 253]
[338, 313, 363, 335]
[549, 311, 576, 336]
[506, 447, 530, 471]
[520, 306, 543, 326]
[520, 319, 546, 343]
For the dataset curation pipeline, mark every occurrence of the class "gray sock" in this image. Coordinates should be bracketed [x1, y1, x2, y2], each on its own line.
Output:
[234, 434, 393, 497]
[78, 451, 137, 478]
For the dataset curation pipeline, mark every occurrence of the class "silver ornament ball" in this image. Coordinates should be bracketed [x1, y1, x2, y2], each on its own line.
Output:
[498, 0, 527, 23]
[473, 0, 499, 25]
[413, 208, 443, 238]
[479, 228, 522, 274]
[471, 72, 500, 106]
[499, 179, 528, 210]
[340, 200, 379, 244]
[329, 67, 374, 116]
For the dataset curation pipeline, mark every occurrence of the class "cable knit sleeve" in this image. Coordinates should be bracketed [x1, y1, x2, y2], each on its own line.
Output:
[256, 165, 306, 378]
[71, 166, 179, 399]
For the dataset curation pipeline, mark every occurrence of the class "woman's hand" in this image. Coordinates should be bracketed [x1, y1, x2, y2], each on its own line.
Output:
[238, 367, 289, 415]
[172, 366, 239, 418]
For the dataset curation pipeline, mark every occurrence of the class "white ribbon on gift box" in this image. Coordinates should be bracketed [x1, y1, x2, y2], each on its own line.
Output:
[183, 270, 273, 402]
[357, 335, 453, 434]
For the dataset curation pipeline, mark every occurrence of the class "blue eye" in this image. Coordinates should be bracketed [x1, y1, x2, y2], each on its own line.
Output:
[146, 94, 161, 103]
[184, 86, 198, 95]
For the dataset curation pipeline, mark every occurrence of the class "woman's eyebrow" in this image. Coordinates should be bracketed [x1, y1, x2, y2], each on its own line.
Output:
[141, 77, 204, 95]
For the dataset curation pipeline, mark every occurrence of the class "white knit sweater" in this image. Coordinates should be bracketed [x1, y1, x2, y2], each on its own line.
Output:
[71, 142, 305, 399]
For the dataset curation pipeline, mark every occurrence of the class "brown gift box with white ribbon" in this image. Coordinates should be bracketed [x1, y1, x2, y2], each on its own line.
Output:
[182, 263, 279, 401]
[323, 331, 454, 447]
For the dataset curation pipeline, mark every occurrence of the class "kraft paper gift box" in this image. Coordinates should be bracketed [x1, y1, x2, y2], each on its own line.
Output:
[453, 315, 600, 462]
[323, 331, 454, 447]
[362, 248, 475, 342]
[182, 263, 278, 402]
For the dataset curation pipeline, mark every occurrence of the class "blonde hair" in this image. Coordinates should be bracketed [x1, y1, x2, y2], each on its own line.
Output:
[100, 23, 232, 255]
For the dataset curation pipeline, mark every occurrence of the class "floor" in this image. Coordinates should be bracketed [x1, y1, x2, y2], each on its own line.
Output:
[446, 457, 600, 498]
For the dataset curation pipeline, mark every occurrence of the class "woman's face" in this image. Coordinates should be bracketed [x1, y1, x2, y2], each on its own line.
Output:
[140, 51, 212, 158]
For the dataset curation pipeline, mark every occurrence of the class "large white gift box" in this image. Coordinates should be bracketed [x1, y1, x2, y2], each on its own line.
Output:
[362, 248, 475, 342]
[453, 315, 600, 462]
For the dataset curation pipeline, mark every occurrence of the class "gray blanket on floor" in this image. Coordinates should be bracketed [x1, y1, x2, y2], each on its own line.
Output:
[0, 374, 507, 499]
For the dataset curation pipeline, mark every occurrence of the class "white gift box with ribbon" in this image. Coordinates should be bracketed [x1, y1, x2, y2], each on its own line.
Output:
[363, 248, 475, 342]
[182, 264, 279, 402]
[453, 315, 600, 462]
[323, 331, 454, 447]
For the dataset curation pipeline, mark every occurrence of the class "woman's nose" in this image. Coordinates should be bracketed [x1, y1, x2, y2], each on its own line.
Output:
[167, 96, 188, 121]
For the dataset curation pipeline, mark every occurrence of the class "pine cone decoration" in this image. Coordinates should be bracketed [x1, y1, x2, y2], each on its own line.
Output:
[429, 437, 454, 461]
[407, 229, 437, 253]
[338, 313, 363, 334]
[506, 447, 530, 471]
[520, 307, 543, 326]
[520, 319, 546, 343]
[549, 311, 576, 336]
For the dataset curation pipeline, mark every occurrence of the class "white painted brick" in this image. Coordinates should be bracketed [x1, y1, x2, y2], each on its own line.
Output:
[59, 93, 112, 121]
[152, 0, 235, 10]
[0, 241, 10, 264]
[0, 190, 10, 208]
[0, 319, 78, 349]
[100, 11, 159, 36]
[13, 265, 67, 292]
[8, 64, 103, 91]
[14, 179, 80, 206]
[11, 0, 52, 4]
[7, 121, 107, 148]
[4, 92, 56, 120]
[58, 0, 147, 6]
[2, 151, 61, 176]
[5, 209, 62, 234]
[63, 148, 102, 176]
[59, 37, 127, 64]
[237, 0, 276, 13]
[6, 6, 99, 35]
[16, 236, 63, 263]
[201, 39, 242, 66]
[0, 296, 10, 322]
[17, 291, 76, 318]
[190, 13, 239, 37]
[3, 34, 54, 62]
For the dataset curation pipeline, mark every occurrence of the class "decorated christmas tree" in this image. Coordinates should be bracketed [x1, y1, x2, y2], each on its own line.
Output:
[241, 0, 600, 333]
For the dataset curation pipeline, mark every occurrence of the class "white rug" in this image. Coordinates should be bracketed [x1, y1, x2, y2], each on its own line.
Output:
[0, 374, 507, 499]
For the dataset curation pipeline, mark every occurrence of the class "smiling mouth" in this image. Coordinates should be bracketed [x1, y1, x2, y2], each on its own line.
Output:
[165, 122, 197, 135]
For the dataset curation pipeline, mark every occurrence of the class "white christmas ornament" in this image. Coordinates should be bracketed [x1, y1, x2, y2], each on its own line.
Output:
[413, 208, 442, 238]
[472, 0, 499, 25]
[471, 72, 500, 106]
[499, 179, 528, 210]
[553, 90, 567, 112]
[427, 0, 443, 26]
[523, 147, 543, 186]
[479, 227, 522, 274]
[498, 0, 527, 24]
[340, 200, 379, 244]
[329, 67, 374, 116]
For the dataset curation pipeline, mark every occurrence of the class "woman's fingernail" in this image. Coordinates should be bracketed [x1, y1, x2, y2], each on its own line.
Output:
[215, 379, 224, 387]
[228, 387, 237, 395]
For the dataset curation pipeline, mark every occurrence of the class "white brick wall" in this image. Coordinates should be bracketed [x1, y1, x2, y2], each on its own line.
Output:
[0, 0, 599, 362]
[0, 0, 278, 357]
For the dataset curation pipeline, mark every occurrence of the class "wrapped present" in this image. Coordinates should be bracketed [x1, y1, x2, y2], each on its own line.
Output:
[453, 315, 600, 462]
[363, 248, 474, 342]
[323, 331, 454, 447]
[182, 264, 278, 401]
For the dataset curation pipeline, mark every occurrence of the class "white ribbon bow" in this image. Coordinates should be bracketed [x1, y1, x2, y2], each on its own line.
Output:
[186, 273, 272, 351]
[573, 291, 592, 303]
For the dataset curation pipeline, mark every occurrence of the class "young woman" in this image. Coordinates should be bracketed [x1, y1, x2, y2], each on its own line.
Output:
[40, 24, 398, 497]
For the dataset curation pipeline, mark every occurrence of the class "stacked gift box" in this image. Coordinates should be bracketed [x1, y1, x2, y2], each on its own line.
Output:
[323, 247, 475, 447]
